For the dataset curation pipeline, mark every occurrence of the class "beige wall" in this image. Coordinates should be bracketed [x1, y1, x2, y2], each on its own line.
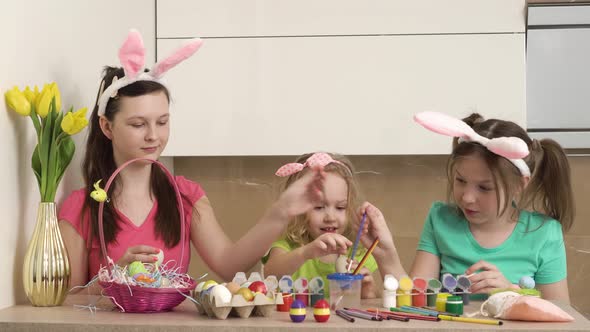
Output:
[176, 154, 590, 318]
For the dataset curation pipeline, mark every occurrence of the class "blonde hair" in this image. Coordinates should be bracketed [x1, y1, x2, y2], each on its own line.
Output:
[281, 152, 362, 247]
[447, 113, 575, 231]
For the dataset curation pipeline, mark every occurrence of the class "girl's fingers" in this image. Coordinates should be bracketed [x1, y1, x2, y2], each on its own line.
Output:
[466, 260, 498, 275]
[128, 245, 159, 255]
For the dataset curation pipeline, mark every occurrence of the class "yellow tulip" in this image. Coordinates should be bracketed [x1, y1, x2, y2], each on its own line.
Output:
[23, 86, 39, 104]
[4, 86, 31, 116]
[61, 107, 88, 135]
[50, 82, 61, 112]
[36, 84, 52, 118]
[35, 82, 61, 118]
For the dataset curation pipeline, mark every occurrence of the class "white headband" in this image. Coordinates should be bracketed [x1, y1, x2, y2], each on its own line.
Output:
[97, 29, 202, 116]
[414, 111, 531, 177]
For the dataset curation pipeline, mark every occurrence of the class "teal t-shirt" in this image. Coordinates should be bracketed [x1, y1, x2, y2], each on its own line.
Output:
[417, 202, 567, 285]
[262, 239, 378, 297]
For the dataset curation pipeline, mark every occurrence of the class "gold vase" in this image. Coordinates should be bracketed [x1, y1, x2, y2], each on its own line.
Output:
[23, 202, 71, 306]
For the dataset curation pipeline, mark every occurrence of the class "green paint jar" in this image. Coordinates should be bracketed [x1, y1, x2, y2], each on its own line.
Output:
[445, 296, 463, 315]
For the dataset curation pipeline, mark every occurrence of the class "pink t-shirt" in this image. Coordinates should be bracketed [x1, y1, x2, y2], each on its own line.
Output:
[58, 176, 205, 280]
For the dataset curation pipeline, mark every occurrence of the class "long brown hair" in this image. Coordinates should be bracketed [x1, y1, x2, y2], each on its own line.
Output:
[447, 113, 574, 231]
[282, 153, 362, 247]
[83, 66, 181, 247]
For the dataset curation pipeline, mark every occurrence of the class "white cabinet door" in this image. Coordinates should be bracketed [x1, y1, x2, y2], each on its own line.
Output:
[160, 34, 525, 156]
[157, 0, 525, 38]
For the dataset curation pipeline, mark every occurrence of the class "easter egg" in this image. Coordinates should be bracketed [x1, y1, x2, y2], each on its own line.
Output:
[248, 280, 267, 295]
[236, 287, 255, 301]
[209, 285, 232, 304]
[519, 276, 535, 289]
[128, 261, 148, 277]
[202, 280, 218, 291]
[335, 255, 348, 273]
[226, 281, 241, 294]
[152, 249, 164, 266]
[289, 299, 306, 323]
[313, 299, 330, 322]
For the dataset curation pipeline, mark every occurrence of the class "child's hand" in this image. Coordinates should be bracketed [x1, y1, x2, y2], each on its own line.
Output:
[303, 233, 351, 259]
[466, 260, 513, 293]
[356, 202, 396, 255]
[116, 245, 160, 266]
[275, 167, 325, 219]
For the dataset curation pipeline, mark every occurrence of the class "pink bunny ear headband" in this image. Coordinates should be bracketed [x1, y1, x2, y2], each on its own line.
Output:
[275, 152, 344, 177]
[414, 111, 531, 177]
[97, 29, 203, 116]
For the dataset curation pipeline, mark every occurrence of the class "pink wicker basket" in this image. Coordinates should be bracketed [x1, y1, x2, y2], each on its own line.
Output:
[97, 158, 196, 313]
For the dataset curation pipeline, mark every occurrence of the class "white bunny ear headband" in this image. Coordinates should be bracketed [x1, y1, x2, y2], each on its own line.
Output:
[97, 29, 203, 116]
[414, 111, 531, 177]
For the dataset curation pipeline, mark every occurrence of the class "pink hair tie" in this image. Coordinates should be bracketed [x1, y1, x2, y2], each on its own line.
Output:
[275, 152, 343, 177]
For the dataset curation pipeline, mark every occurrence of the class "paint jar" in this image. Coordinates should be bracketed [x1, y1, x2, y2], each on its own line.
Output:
[426, 278, 442, 307]
[327, 273, 363, 310]
[294, 293, 309, 307]
[383, 289, 397, 309]
[445, 296, 464, 315]
[277, 292, 293, 312]
[397, 289, 412, 307]
[435, 293, 451, 312]
[412, 288, 427, 307]
[310, 291, 325, 307]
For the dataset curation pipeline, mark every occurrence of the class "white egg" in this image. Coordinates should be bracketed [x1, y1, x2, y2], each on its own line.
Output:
[209, 285, 232, 304]
[152, 249, 164, 266]
[335, 255, 349, 273]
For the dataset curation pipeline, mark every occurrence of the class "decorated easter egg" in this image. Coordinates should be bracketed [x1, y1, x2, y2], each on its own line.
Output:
[226, 281, 241, 294]
[237, 287, 255, 301]
[128, 261, 148, 277]
[313, 299, 330, 322]
[202, 280, 218, 291]
[519, 276, 535, 289]
[289, 299, 306, 323]
[161, 277, 170, 287]
[209, 285, 232, 304]
[248, 280, 267, 295]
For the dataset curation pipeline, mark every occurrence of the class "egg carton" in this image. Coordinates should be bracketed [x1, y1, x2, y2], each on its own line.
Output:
[192, 289, 283, 319]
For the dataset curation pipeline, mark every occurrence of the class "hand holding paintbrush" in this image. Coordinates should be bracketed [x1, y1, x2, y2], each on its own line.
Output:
[355, 202, 408, 279]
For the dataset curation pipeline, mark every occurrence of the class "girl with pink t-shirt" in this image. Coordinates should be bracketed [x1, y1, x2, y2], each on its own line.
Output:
[59, 31, 325, 291]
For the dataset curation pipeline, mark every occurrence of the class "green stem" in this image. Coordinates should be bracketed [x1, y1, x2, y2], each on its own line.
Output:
[29, 105, 41, 136]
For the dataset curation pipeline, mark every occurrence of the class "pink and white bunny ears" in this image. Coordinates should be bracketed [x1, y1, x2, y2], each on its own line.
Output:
[414, 111, 531, 176]
[275, 152, 344, 177]
[97, 29, 203, 116]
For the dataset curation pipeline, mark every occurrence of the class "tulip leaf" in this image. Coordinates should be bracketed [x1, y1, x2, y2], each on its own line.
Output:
[55, 136, 75, 188]
[31, 145, 42, 189]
